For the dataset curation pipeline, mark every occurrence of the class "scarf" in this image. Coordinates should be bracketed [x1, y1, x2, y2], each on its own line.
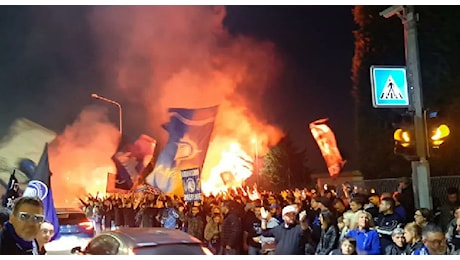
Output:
[4, 221, 38, 254]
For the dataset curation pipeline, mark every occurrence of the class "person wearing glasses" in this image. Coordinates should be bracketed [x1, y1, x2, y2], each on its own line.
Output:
[413, 224, 460, 255]
[0, 196, 44, 255]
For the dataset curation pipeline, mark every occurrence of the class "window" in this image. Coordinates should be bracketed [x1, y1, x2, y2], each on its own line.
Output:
[58, 213, 89, 225]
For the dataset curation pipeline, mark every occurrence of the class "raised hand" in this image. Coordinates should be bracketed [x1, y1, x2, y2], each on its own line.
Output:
[299, 210, 307, 221]
[260, 207, 268, 219]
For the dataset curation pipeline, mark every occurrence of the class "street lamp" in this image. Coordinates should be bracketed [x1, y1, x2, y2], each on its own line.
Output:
[91, 93, 123, 136]
[251, 137, 259, 187]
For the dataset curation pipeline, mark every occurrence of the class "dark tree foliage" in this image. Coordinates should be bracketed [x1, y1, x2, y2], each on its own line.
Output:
[261, 133, 313, 191]
[352, 5, 460, 178]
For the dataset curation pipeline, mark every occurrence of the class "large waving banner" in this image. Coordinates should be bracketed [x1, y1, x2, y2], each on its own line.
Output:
[146, 105, 219, 195]
[309, 118, 346, 178]
[111, 134, 156, 191]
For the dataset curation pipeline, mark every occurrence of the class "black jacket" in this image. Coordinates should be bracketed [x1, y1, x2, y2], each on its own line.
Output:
[376, 212, 404, 252]
[243, 211, 262, 248]
[385, 243, 406, 255]
[0, 222, 36, 255]
[262, 224, 308, 255]
[221, 212, 242, 250]
[315, 225, 339, 255]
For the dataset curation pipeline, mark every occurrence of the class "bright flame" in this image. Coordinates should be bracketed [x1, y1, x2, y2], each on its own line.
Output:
[201, 141, 254, 195]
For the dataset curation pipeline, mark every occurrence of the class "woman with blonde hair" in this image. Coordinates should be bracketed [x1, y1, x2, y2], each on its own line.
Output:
[404, 222, 424, 255]
[338, 211, 354, 241]
[346, 210, 380, 255]
[204, 214, 222, 254]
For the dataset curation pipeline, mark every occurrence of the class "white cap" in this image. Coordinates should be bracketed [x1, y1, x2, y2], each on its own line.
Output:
[282, 205, 297, 216]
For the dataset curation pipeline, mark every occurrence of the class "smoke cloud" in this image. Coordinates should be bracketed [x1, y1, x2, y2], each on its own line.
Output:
[48, 106, 119, 206]
[84, 6, 286, 192]
[89, 6, 284, 148]
[11, 6, 286, 201]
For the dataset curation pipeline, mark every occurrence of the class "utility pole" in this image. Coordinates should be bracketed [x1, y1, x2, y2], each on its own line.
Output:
[380, 5, 432, 209]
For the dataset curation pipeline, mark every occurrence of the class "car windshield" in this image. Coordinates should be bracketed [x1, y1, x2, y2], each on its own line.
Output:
[133, 244, 207, 255]
[58, 213, 88, 225]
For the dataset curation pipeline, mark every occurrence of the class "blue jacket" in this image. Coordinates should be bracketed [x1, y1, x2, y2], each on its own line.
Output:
[347, 228, 380, 255]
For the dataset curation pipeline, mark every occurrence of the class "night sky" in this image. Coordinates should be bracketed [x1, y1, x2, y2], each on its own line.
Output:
[0, 6, 357, 174]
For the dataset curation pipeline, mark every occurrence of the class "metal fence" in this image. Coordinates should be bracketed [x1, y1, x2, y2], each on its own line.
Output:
[363, 176, 460, 205]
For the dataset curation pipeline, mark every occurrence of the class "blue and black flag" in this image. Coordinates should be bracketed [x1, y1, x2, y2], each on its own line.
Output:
[145, 105, 219, 195]
[22, 143, 60, 241]
[2, 169, 20, 209]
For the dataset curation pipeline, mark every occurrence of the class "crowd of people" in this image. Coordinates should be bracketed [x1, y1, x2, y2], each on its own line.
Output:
[78, 177, 460, 255]
[2, 177, 460, 255]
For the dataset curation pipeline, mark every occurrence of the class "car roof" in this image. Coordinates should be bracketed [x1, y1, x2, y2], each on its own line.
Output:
[56, 208, 85, 214]
[101, 228, 202, 248]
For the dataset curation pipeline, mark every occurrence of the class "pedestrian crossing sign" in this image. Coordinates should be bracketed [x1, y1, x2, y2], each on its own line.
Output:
[370, 66, 410, 108]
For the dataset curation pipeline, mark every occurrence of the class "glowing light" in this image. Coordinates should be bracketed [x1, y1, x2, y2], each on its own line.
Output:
[431, 124, 450, 141]
[201, 141, 253, 196]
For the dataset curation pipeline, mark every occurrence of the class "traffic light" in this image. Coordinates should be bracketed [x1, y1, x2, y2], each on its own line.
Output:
[393, 113, 417, 160]
[392, 110, 450, 159]
[426, 111, 450, 150]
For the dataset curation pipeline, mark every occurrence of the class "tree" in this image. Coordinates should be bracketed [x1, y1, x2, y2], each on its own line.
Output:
[260, 134, 313, 190]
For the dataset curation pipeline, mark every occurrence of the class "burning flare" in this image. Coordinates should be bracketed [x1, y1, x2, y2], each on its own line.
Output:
[201, 141, 253, 195]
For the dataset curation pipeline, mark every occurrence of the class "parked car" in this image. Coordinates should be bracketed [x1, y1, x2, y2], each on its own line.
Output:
[45, 208, 95, 254]
[56, 208, 95, 238]
[71, 227, 213, 255]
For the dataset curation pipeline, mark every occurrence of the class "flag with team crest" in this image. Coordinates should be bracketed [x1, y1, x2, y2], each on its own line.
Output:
[145, 105, 219, 195]
[112, 134, 156, 190]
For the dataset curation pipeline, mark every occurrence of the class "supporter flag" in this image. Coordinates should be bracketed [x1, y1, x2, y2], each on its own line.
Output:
[112, 134, 156, 190]
[145, 105, 219, 195]
[2, 169, 20, 209]
[22, 143, 60, 241]
[309, 118, 346, 178]
[112, 154, 134, 190]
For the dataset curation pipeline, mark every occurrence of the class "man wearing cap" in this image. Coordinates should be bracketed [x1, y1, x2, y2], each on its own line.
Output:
[260, 205, 310, 254]
[0, 196, 45, 255]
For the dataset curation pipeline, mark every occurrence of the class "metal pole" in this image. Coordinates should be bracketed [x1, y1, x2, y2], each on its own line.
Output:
[117, 103, 123, 137]
[255, 138, 259, 187]
[252, 137, 259, 187]
[91, 94, 123, 136]
[380, 5, 432, 209]
[404, 6, 432, 210]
